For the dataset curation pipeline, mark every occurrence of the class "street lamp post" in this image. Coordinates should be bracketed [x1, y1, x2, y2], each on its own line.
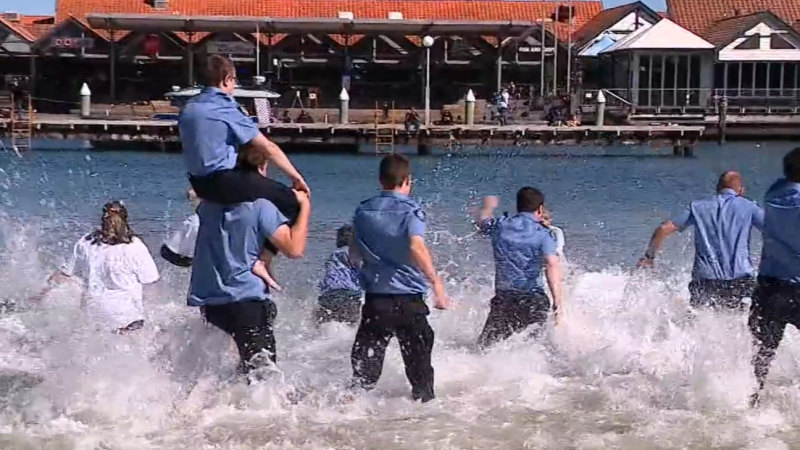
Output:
[423, 35, 434, 127]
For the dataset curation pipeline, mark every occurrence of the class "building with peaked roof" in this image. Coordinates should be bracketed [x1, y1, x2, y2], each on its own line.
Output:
[599, 18, 715, 108]
[703, 11, 800, 107]
[667, 0, 800, 37]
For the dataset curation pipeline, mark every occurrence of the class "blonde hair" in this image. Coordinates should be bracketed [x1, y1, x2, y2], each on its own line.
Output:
[88, 201, 135, 245]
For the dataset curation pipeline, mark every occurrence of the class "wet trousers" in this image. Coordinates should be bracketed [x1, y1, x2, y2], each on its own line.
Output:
[477, 290, 551, 348]
[350, 293, 435, 402]
[203, 299, 278, 372]
[748, 277, 800, 391]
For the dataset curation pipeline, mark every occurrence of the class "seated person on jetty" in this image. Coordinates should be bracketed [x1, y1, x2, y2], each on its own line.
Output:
[405, 108, 421, 134]
[296, 109, 314, 124]
[439, 108, 453, 126]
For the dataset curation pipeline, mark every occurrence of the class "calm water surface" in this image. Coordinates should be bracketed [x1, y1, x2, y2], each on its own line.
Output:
[0, 142, 797, 449]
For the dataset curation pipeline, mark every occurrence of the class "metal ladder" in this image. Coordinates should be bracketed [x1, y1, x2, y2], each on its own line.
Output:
[10, 93, 33, 152]
[374, 101, 395, 154]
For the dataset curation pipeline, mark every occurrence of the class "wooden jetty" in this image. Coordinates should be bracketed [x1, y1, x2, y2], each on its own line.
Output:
[0, 115, 704, 156]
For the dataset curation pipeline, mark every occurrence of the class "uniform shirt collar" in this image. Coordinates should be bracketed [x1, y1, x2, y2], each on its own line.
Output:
[202, 86, 233, 100]
[380, 190, 410, 200]
[719, 188, 738, 196]
[518, 212, 542, 222]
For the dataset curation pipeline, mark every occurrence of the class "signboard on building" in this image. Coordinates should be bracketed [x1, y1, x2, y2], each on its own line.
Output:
[51, 37, 95, 49]
[206, 41, 254, 55]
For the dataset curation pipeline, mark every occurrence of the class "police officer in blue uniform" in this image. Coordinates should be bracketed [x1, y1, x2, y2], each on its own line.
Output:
[476, 188, 564, 348]
[638, 171, 764, 309]
[188, 146, 311, 374]
[350, 154, 448, 403]
[315, 224, 364, 325]
[749, 148, 800, 407]
[178, 54, 309, 240]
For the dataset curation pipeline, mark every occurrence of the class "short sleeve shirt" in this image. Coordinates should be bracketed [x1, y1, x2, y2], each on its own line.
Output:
[317, 247, 364, 294]
[62, 235, 160, 330]
[178, 87, 260, 177]
[480, 213, 557, 295]
[759, 179, 800, 284]
[353, 191, 428, 295]
[672, 189, 764, 280]
[164, 213, 200, 258]
[189, 199, 288, 306]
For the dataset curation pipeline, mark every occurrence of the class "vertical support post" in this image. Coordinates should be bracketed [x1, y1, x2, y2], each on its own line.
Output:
[80, 82, 91, 117]
[187, 31, 195, 87]
[496, 38, 503, 92]
[738, 62, 742, 96]
[596, 90, 606, 126]
[672, 55, 678, 106]
[647, 55, 653, 106]
[751, 62, 756, 95]
[766, 62, 771, 97]
[465, 89, 475, 125]
[425, 45, 431, 127]
[339, 87, 349, 124]
[422, 36, 434, 127]
[779, 62, 785, 97]
[723, 62, 728, 97]
[267, 33, 273, 73]
[255, 23, 261, 77]
[109, 28, 116, 102]
[553, 5, 559, 95]
[342, 34, 351, 92]
[718, 95, 728, 145]
[566, 0, 573, 94]
[540, 20, 546, 98]
[29, 54, 36, 98]
[686, 55, 691, 105]
[660, 55, 666, 107]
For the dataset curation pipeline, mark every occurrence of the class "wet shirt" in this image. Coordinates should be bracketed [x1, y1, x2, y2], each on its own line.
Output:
[759, 179, 800, 284]
[164, 213, 199, 258]
[317, 247, 364, 294]
[672, 189, 764, 281]
[353, 191, 428, 295]
[189, 199, 288, 306]
[178, 87, 260, 177]
[480, 213, 557, 295]
[62, 235, 160, 330]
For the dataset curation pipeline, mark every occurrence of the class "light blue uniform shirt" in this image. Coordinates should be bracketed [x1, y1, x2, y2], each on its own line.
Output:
[188, 199, 288, 306]
[480, 213, 557, 296]
[178, 87, 261, 177]
[759, 179, 800, 284]
[353, 191, 428, 295]
[672, 188, 764, 281]
[318, 247, 364, 294]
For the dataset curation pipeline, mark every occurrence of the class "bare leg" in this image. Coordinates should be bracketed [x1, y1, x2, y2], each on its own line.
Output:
[252, 250, 283, 292]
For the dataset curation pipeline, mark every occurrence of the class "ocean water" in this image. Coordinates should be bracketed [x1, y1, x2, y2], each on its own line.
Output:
[0, 141, 798, 449]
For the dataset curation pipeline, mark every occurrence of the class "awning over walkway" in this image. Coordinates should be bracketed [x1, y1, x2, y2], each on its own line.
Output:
[85, 14, 544, 38]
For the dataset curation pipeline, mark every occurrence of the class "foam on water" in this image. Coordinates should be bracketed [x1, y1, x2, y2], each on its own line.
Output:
[1, 215, 800, 450]
[2, 144, 800, 449]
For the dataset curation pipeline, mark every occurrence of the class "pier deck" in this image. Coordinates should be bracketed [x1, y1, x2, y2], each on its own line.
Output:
[1, 114, 704, 154]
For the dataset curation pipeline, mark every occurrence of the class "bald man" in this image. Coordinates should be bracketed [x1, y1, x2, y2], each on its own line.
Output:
[638, 172, 765, 309]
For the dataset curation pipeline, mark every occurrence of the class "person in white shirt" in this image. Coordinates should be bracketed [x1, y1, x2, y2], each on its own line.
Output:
[161, 188, 200, 267]
[37, 201, 160, 334]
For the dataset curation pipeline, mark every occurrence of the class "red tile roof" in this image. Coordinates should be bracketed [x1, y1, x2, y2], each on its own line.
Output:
[701, 10, 798, 47]
[56, 0, 602, 41]
[573, 1, 660, 46]
[667, 0, 800, 36]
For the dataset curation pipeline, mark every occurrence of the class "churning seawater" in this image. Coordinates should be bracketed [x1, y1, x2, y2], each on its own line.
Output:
[0, 142, 799, 449]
